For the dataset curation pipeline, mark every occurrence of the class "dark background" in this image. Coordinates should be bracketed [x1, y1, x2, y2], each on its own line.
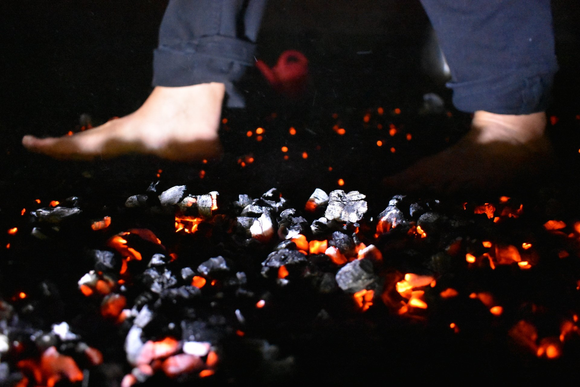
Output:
[0, 0, 579, 204]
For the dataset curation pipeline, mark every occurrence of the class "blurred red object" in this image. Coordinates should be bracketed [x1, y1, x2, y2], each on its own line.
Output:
[255, 50, 309, 99]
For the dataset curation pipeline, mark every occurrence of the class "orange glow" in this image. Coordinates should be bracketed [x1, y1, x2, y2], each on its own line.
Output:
[376, 140, 383, 147]
[49, 200, 59, 207]
[325, 246, 347, 265]
[292, 234, 309, 253]
[8, 227, 17, 235]
[101, 294, 127, 319]
[283, 155, 289, 160]
[394, 108, 401, 114]
[408, 297, 428, 309]
[221, 118, 228, 124]
[200, 370, 215, 378]
[377, 124, 383, 129]
[440, 288, 458, 299]
[490, 306, 503, 316]
[302, 152, 308, 159]
[67, 131, 73, 136]
[377, 107, 384, 115]
[338, 178, 345, 186]
[363, 113, 371, 123]
[518, 261, 532, 269]
[236, 330, 245, 337]
[21, 208, 26, 216]
[91, 216, 111, 231]
[522, 243, 532, 250]
[278, 265, 289, 279]
[80, 284, 93, 297]
[281, 146, 288, 153]
[474, 203, 495, 219]
[328, 166, 333, 171]
[353, 289, 374, 312]
[6, 243, 10, 249]
[499, 196, 510, 203]
[415, 225, 427, 238]
[199, 170, 206, 179]
[289, 127, 297, 135]
[337, 128, 346, 135]
[19, 292, 27, 299]
[390, 147, 396, 153]
[206, 351, 218, 368]
[544, 220, 566, 230]
[465, 253, 477, 263]
[35, 199, 41, 204]
[332, 113, 338, 119]
[256, 127, 264, 135]
[482, 241, 492, 248]
[309, 239, 328, 255]
[406, 133, 412, 141]
[256, 135, 263, 141]
[495, 245, 521, 265]
[537, 338, 562, 359]
[175, 216, 203, 234]
[256, 300, 266, 308]
[389, 127, 397, 136]
[246, 131, 253, 137]
[559, 250, 570, 259]
[192, 276, 207, 289]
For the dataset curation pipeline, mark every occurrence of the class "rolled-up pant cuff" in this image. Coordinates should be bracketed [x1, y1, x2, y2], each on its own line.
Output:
[449, 67, 556, 115]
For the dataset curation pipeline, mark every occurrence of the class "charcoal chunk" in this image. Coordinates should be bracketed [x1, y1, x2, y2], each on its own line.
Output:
[32, 206, 82, 223]
[325, 190, 368, 223]
[377, 206, 407, 231]
[330, 231, 355, 257]
[91, 250, 117, 271]
[160, 286, 201, 302]
[144, 268, 178, 293]
[197, 256, 230, 276]
[417, 212, 444, 235]
[158, 185, 186, 206]
[125, 194, 148, 208]
[262, 249, 307, 268]
[335, 259, 377, 293]
[148, 253, 168, 267]
[181, 267, 195, 281]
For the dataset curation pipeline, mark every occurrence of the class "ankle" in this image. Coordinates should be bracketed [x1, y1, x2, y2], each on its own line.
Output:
[472, 111, 547, 144]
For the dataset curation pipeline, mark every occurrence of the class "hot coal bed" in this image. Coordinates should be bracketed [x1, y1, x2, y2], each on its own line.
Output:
[5, 154, 580, 387]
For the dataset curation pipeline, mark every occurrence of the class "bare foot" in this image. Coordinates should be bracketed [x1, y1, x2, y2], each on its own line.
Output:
[383, 111, 553, 195]
[22, 83, 226, 161]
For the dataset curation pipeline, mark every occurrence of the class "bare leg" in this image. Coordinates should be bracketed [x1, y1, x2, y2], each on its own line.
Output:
[383, 111, 552, 195]
[22, 83, 225, 161]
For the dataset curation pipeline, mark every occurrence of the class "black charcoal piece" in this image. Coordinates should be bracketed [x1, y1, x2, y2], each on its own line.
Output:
[325, 190, 368, 223]
[335, 259, 377, 293]
[158, 185, 187, 206]
[160, 286, 201, 302]
[274, 240, 297, 251]
[260, 188, 286, 211]
[235, 194, 253, 209]
[181, 267, 195, 281]
[237, 216, 255, 232]
[278, 210, 309, 238]
[223, 272, 247, 287]
[92, 250, 117, 271]
[144, 268, 178, 294]
[409, 202, 426, 218]
[148, 253, 168, 267]
[417, 212, 444, 235]
[330, 231, 356, 256]
[32, 206, 82, 223]
[262, 249, 308, 268]
[197, 256, 230, 276]
[311, 217, 331, 235]
[241, 204, 270, 217]
[125, 194, 148, 208]
[197, 192, 218, 217]
[262, 188, 281, 201]
[378, 205, 407, 230]
[147, 181, 159, 192]
[250, 213, 275, 242]
[181, 320, 224, 343]
[318, 272, 338, 294]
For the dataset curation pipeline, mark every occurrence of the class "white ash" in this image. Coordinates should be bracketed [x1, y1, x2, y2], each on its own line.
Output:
[197, 256, 230, 276]
[183, 341, 211, 357]
[325, 190, 368, 223]
[52, 322, 78, 341]
[250, 212, 275, 243]
[158, 185, 187, 206]
[32, 206, 82, 223]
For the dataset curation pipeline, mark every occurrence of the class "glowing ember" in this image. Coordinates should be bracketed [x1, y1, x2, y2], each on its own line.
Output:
[544, 220, 566, 230]
[278, 265, 289, 279]
[474, 203, 495, 219]
[489, 306, 503, 316]
[482, 241, 492, 248]
[494, 245, 521, 265]
[536, 337, 562, 359]
[175, 216, 203, 234]
[91, 216, 111, 231]
[192, 276, 207, 289]
[440, 288, 458, 299]
[353, 289, 374, 312]
[256, 299, 266, 308]
[309, 239, 328, 255]
[7, 227, 17, 235]
[465, 253, 477, 263]
[291, 234, 309, 253]
[325, 246, 347, 265]
[522, 242, 532, 250]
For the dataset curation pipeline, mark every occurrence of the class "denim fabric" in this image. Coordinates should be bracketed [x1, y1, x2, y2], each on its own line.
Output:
[152, 0, 267, 107]
[420, 0, 558, 114]
[153, 0, 558, 113]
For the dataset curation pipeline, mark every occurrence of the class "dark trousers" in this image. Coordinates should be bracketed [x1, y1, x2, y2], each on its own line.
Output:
[153, 0, 558, 114]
